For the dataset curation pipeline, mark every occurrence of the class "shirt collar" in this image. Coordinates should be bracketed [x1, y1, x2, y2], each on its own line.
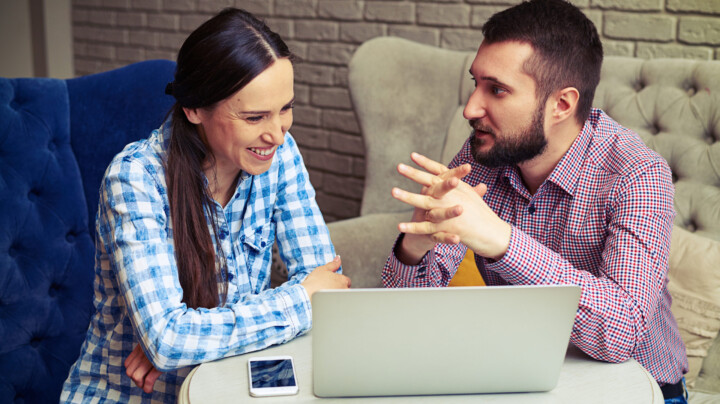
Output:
[499, 165, 531, 200]
[159, 119, 172, 149]
[544, 109, 600, 196]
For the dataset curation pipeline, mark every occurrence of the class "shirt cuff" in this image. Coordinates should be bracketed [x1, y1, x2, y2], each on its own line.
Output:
[485, 226, 559, 285]
[277, 283, 313, 338]
[384, 234, 434, 287]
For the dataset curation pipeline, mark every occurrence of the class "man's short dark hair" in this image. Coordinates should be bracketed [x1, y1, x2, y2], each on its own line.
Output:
[483, 0, 603, 125]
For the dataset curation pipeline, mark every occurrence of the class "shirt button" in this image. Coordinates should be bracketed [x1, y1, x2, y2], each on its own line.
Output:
[528, 204, 536, 214]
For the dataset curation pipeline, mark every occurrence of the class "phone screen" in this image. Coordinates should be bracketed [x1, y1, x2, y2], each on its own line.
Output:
[249, 358, 297, 388]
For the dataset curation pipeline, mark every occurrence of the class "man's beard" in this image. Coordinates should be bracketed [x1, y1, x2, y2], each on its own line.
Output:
[469, 106, 547, 168]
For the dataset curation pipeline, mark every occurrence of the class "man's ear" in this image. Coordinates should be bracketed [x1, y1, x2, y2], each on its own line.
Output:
[183, 107, 203, 124]
[550, 87, 579, 123]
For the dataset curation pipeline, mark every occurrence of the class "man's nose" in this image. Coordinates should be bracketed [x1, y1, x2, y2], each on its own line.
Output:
[463, 90, 487, 121]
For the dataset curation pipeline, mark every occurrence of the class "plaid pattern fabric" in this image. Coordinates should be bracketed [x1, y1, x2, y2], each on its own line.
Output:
[61, 124, 334, 403]
[383, 109, 688, 385]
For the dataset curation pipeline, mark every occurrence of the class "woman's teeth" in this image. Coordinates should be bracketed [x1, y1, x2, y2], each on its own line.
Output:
[250, 147, 273, 156]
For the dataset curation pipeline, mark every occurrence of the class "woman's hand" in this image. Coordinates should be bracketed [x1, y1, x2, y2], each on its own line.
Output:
[124, 344, 163, 394]
[301, 256, 351, 298]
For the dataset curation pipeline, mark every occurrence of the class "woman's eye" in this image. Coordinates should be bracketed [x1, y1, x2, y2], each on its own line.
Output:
[281, 103, 294, 113]
[246, 115, 263, 122]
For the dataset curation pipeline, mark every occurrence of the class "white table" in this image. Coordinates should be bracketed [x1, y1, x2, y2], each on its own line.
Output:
[179, 333, 664, 403]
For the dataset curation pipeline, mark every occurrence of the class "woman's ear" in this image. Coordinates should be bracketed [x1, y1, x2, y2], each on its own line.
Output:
[551, 87, 579, 123]
[183, 107, 203, 124]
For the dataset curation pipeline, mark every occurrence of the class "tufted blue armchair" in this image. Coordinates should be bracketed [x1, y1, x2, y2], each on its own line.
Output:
[0, 60, 176, 403]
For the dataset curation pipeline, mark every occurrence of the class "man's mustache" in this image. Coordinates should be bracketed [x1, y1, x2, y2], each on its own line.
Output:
[470, 119, 494, 135]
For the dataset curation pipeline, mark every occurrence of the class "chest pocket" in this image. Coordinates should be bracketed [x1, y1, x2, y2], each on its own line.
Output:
[241, 220, 275, 292]
[242, 221, 274, 260]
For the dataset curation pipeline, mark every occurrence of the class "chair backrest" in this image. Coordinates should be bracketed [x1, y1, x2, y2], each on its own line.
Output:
[68, 59, 177, 241]
[349, 37, 720, 242]
[592, 57, 720, 241]
[349, 38, 471, 216]
[0, 60, 175, 403]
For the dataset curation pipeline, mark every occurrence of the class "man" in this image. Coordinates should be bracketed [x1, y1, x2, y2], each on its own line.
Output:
[382, 0, 688, 402]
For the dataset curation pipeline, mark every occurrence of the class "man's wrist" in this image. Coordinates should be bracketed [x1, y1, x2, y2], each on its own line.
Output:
[395, 233, 430, 265]
[488, 222, 512, 261]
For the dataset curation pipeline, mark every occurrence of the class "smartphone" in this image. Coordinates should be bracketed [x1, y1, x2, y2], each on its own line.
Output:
[247, 355, 299, 397]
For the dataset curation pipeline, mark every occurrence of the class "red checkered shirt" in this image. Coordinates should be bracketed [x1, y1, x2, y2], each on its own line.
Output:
[383, 109, 688, 385]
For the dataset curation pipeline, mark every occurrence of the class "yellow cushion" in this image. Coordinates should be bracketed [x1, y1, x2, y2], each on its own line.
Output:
[449, 248, 485, 286]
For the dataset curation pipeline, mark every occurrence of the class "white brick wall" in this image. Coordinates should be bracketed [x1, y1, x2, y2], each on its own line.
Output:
[71, 0, 720, 221]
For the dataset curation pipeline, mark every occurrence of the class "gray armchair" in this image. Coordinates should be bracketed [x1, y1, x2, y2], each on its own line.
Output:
[327, 38, 473, 288]
[328, 36, 720, 400]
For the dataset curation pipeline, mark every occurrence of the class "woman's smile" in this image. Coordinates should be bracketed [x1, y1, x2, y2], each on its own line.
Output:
[248, 146, 277, 160]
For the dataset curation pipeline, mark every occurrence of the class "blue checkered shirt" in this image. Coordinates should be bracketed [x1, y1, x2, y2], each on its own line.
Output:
[61, 123, 335, 403]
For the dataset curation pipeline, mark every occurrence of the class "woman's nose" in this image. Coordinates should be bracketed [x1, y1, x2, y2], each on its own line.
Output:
[263, 115, 287, 144]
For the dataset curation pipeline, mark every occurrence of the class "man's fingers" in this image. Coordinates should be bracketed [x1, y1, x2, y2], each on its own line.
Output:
[425, 205, 463, 222]
[410, 152, 449, 175]
[474, 182, 488, 198]
[411, 152, 472, 181]
[398, 157, 473, 200]
[442, 163, 472, 180]
[398, 220, 437, 235]
[398, 220, 461, 244]
[397, 163, 440, 188]
[431, 231, 461, 245]
[392, 187, 437, 211]
[426, 176, 461, 199]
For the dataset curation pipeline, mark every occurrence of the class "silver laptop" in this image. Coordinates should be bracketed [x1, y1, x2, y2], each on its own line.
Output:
[311, 285, 581, 398]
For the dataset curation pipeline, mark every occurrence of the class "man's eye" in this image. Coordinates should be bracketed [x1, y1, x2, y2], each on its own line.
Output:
[492, 87, 507, 95]
[281, 103, 294, 112]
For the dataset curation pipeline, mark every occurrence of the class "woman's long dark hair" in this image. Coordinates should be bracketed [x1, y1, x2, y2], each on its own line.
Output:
[165, 8, 292, 309]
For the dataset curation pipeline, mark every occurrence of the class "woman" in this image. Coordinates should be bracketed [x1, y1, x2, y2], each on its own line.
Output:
[61, 8, 350, 403]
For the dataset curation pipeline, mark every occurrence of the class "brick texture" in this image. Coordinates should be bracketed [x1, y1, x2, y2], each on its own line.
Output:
[70, 0, 720, 221]
[604, 12, 675, 42]
[679, 17, 720, 45]
[667, 0, 720, 14]
[637, 43, 714, 60]
[417, 4, 471, 27]
[592, 0, 662, 11]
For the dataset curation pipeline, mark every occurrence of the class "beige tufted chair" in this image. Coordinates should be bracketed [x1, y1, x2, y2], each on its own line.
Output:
[326, 36, 720, 399]
[593, 58, 720, 240]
